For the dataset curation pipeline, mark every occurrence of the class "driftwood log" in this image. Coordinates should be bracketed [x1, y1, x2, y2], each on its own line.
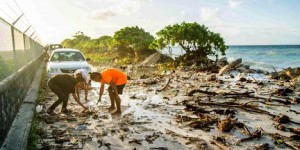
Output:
[196, 101, 274, 116]
[188, 89, 254, 96]
[195, 101, 300, 125]
[188, 89, 291, 105]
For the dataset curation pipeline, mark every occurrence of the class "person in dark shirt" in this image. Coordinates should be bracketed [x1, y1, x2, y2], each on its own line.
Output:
[47, 74, 88, 114]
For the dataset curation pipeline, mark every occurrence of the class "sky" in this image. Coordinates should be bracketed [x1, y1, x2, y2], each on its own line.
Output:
[1, 0, 300, 45]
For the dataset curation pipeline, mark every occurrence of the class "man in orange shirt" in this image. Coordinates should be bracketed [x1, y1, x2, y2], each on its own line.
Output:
[90, 68, 127, 115]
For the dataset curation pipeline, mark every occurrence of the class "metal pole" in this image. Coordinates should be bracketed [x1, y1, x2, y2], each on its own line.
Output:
[11, 26, 17, 71]
[23, 33, 29, 63]
[24, 25, 31, 34]
[30, 31, 35, 38]
[12, 14, 24, 26]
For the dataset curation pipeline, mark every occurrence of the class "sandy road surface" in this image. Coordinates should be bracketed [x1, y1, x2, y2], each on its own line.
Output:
[34, 67, 300, 150]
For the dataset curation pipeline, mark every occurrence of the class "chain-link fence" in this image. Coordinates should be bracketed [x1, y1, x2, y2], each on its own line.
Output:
[0, 0, 45, 146]
[0, 18, 44, 81]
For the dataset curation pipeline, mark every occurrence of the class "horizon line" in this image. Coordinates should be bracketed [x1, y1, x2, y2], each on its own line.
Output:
[228, 44, 300, 46]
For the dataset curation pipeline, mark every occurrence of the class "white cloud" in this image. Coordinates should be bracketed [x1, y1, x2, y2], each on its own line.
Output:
[200, 7, 220, 21]
[88, 0, 142, 21]
[228, 0, 242, 9]
[90, 10, 116, 20]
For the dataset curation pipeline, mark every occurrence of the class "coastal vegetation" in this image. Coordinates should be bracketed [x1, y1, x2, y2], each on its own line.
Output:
[150, 22, 228, 67]
[61, 22, 228, 67]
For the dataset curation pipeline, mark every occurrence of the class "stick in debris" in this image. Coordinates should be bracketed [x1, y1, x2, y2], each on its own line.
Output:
[271, 66, 278, 74]
[188, 89, 254, 96]
[243, 125, 252, 136]
[157, 78, 172, 92]
[240, 127, 262, 142]
[211, 140, 229, 150]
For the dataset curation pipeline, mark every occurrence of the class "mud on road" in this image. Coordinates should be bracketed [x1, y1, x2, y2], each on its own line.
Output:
[34, 66, 300, 150]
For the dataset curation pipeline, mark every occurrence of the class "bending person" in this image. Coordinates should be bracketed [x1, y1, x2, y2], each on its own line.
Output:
[90, 68, 127, 115]
[74, 69, 92, 101]
[47, 74, 88, 114]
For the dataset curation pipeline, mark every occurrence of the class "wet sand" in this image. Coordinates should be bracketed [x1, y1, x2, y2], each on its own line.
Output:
[35, 66, 300, 150]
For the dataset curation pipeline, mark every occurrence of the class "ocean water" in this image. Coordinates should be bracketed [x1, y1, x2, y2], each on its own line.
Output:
[162, 45, 300, 72]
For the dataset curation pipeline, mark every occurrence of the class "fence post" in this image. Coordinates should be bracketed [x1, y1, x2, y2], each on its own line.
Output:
[11, 26, 17, 71]
[23, 34, 28, 63]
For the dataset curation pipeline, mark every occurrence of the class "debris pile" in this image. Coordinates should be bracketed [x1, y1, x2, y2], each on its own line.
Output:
[32, 64, 300, 149]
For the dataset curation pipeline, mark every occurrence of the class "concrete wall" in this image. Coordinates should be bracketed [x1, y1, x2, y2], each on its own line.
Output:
[0, 53, 46, 146]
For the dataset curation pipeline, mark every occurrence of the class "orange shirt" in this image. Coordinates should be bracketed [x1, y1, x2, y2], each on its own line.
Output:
[101, 68, 127, 85]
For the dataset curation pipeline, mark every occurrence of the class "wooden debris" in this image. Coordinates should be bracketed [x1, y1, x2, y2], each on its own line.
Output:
[290, 109, 300, 114]
[52, 129, 66, 136]
[184, 104, 209, 113]
[176, 115, 195, 122]
[283, 141, 300, 150]
[187, 137, 209, 149]
[240, 127, 262, 142]
[239, 77, 247, 82]
[157, 78, 172, 92]
[217, 116, 237, 132]
[274, 88, 293, 96]
[290, 128, 300, 135]
[249, 94, 291, 105]
[212, 108, 236, 115]
[188, 120, 213, 131]
[270, 133, 300, 150]
[275, 124, 286, 131]
[55, 136, 70, 144]
[145, 132, 160, 144]
[150, 147, 168, 150]
[290, 134, 300, 140]
[188, 89, 254, 96]
[211, 140, 229, 150]
[254, 143, 270, 150]
[213, 135, 227, 144]
[129, 139, 143, 145]
[165, 129, 209, 149]
[292, 97, 300, 104]
[274, 115, 290, 124]
[176, 114, 217, 131]
[196, 101, 273, 115]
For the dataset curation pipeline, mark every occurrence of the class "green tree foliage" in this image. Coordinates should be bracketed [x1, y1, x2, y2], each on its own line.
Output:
[113, 26, 156, 62]
[82, 36, 115, 65]
[150, 22, 228, 66]
[61, 31, 91, 51]
[60, 29, 157, 65]
[61, 32, 117, 64]
[97, 36, 113, 52]
[61, 39, 74, 48]
[73, 31, 91, 43]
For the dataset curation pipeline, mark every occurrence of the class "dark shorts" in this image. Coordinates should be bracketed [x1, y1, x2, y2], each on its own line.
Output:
[108, 84, 126, 94]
